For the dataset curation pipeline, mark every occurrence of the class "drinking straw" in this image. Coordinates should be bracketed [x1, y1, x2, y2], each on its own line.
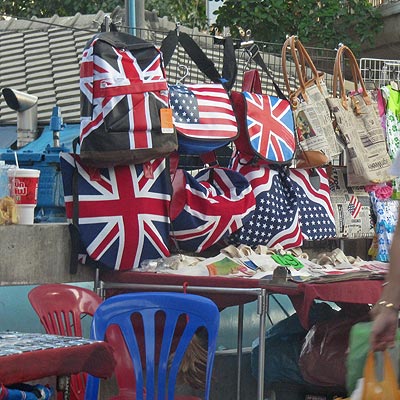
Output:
[14, 152, 19, 168]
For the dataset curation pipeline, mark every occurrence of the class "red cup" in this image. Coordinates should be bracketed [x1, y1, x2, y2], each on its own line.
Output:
[8, 168, 40, 224]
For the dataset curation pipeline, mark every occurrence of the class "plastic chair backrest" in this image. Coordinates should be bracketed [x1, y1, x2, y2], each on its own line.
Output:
[28, 283, 102, 400]
[84, 292, 220, 400]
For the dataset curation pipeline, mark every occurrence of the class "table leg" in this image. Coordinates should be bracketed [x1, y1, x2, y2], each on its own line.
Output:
[236, 303, 244, 400]
[56, 376, 70, 400]
[257, 288, 268, 400]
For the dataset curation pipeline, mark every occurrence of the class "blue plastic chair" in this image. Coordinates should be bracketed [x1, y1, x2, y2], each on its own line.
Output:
[84, 292, 220, 400]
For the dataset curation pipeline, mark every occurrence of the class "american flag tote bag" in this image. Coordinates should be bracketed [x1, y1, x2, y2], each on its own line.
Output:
[160, 30, 239, 155]
[79, 31, 178, 167]
[170, 166, 256, 253]
[232, 68, 296, 165]
[60, 153, 171, 271]
[289, 168, 336, 241]
[228, 154, 303, 249]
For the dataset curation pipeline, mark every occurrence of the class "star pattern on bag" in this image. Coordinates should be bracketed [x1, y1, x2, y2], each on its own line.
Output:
[294, 185, 334, 240]
[230, 167, 302, 248]
[290, 169, 336, 241]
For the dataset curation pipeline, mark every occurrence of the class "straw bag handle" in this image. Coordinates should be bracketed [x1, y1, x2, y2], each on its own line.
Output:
[281, 35, 324, 106]
[332, 44, 371, 109]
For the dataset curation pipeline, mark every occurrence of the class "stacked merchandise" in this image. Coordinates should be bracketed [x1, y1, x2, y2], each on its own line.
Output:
[59, 28, 396, 274]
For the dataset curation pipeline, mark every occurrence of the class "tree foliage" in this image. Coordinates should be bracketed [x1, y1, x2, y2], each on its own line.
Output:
[146, 0, 207, 30]
[212, 0, 383, 54]
[1, 0, 382, 54]
[1, 0, 122, 18]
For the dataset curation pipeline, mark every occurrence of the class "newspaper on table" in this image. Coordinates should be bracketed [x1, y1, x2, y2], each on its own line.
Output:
[329, 168, 374, 239]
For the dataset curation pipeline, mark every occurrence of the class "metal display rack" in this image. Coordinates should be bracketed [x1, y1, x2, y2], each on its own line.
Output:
[360, 57, 400, 86]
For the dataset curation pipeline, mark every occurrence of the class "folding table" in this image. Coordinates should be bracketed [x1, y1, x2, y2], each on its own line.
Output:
[98, 270, 384, 400]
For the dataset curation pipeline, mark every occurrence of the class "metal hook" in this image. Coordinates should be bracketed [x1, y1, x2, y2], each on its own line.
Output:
[176, 65, 189, 84]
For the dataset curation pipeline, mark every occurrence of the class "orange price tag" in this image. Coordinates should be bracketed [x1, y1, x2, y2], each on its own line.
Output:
[160, 108, 174, 134]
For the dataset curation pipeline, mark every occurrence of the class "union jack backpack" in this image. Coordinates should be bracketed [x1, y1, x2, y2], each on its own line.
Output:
[79, 30, 178, 167]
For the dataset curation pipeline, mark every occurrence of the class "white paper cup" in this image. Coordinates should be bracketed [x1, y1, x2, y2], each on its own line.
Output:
[7, 168, 40, 224]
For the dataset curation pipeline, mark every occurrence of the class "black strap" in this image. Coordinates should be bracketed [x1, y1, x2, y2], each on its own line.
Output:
[69, 162, 80, 274]
[245, 43, 287, 100]
[160, 29, 237, 91]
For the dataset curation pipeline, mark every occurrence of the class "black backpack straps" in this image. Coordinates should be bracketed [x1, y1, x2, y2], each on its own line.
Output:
[159, 29, 179, 66]
[221, 36, 237, 91]
[177, 32, 222, 84]
[249, 45, 287, 100]
[160, 29, 237, 91]
[69, 161, 80, 274]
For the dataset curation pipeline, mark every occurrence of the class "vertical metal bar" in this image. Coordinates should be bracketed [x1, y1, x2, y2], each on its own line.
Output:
[125, 0, 136, 35]
[257, 289, 268, 400]
[236, 304, 244, 400]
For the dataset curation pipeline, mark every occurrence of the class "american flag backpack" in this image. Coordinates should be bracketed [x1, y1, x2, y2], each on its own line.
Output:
[160, 30, 238, 155]
[79, 30, 178, 167]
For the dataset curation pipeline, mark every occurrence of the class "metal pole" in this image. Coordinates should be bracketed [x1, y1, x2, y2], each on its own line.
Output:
[257, 289, 267, 400]
[236, 304, 244, 400]
[125, 0, 136, 35]
[135, 0, 145, 37]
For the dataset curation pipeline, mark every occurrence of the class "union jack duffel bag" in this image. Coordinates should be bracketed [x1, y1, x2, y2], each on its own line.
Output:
[170, 161, 256, 253]
[60, 153, 172, 271]
[79, 31, 178, 167]
[160, 29, 239, 155]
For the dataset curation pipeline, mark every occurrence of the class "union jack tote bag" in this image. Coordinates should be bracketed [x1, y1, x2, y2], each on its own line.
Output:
[79, 31, 178, 168]
[170, 166, 256, 253]
[60, 153, 171, 271]
[228, 154, 302, 249]
[232, 68, 296, 166]
[289, 168, 336, 241]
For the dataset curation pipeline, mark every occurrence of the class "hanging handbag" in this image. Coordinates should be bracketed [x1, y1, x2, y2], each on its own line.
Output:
[231, 56, 296, 165]
[60, 153, 172, 271]
[329, 167, 374, 239]
[281, 35, 341, 161]
[228, 153, 302, 249]
[289, 167, 336, 241]
[160, 30, 239, 155]
[326, 44, 392, 186]
[170, 153, 256, 253]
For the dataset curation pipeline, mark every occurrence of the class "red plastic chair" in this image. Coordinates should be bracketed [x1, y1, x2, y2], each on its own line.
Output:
[28, 283, 102, 400]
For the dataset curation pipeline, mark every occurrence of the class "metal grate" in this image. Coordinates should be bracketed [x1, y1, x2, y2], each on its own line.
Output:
[360, 57, 400, 87]
[134, 27, 338, 97]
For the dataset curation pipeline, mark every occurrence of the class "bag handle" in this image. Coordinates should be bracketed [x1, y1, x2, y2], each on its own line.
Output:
[242, 69, 262, 93]
[332, 44, 371, 110]
[244, 44, 286, 99]
[160, 29, 237, 91]
[362, 351, 400, 400]
[281, 35, 325, 105]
